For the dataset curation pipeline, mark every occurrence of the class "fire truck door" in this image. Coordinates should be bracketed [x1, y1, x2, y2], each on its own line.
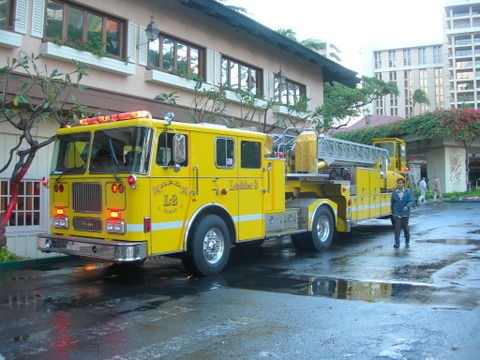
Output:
[150, 131, 192, 254]
[237, 138, 265, 241]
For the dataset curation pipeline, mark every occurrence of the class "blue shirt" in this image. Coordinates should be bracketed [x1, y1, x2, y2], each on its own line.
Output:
[391, 188, 414, 217]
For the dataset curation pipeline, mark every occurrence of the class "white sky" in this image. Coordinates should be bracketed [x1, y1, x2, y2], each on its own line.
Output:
[224, 0, 445, 74]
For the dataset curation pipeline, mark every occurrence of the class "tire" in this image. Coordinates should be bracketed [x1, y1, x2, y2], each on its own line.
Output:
[182, 214, 231, 276]
[303, 206, 335, 251]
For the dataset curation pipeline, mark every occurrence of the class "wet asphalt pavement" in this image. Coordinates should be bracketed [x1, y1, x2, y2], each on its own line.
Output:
[0, 201, 479, 359]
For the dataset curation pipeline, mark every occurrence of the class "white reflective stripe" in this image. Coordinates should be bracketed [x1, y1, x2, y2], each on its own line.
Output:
[152, 221, 184, 231]
[237, 214, 262, 222]
[128, 214, 263, 233]
[127, 221, 184, 233]
[127, 224, 144, 232]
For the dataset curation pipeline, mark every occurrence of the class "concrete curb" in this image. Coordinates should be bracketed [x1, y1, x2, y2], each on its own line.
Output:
[0, 255, 73, 270]
[445, 199, 480, 203]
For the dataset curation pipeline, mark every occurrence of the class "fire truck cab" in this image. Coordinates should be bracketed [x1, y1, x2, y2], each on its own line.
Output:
[38, 111, 407, 275]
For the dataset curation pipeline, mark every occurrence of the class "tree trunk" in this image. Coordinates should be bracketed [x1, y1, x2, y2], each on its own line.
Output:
[0, 150, 36, 248]
[0, 222, 6, 248]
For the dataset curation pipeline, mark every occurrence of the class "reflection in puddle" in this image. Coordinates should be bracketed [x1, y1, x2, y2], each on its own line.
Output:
[228, 272, 480, 310]
[418, 239, 480, 245]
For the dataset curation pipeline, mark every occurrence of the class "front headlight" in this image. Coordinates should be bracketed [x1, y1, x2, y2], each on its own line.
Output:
[106, 220, 125, 234]
[53, 217, 69, 229]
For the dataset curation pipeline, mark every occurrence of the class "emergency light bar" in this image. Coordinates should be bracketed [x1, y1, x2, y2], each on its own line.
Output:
[76, 110, 152, 126]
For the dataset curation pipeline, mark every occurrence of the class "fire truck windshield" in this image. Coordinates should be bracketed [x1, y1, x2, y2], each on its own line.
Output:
[51, 132, 90, 175]
[51, 127, 152, 175]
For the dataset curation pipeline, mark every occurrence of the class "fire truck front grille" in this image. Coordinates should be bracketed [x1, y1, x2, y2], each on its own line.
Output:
[73, 217, 102, 232]
[73, 183, 102, 213]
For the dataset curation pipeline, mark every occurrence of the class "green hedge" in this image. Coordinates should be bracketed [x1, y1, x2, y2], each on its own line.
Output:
[332, 110, 480, 144]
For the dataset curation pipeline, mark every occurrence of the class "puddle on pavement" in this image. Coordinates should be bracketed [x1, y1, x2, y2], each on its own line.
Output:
[227, 271, 480, 310]
[417, 239, 480, 245]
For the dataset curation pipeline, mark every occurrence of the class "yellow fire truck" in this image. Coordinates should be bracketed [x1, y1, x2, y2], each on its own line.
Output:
[38, 110, 407, 275]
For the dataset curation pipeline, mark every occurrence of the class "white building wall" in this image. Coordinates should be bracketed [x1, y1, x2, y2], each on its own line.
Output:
[444, 0, 480, 109]
[0, 121, 57, 259]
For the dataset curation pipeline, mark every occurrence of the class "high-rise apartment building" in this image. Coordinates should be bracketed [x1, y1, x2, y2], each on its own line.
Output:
[445, 0, 480, 109]
[369, 44, 445, 118]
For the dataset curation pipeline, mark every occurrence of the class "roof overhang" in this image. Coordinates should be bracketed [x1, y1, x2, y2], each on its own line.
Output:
[180, 0, 359, 87]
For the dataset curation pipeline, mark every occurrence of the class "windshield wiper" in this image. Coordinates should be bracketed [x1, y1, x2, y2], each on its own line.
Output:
[108, 138, 121, 181]
[54, 166, 85, 182]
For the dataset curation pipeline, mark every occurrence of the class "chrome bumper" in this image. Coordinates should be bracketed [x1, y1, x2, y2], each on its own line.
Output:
[37, 233, 147, 262]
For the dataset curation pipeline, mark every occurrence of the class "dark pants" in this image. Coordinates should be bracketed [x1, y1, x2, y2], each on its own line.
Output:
[393, 216, 410, 246]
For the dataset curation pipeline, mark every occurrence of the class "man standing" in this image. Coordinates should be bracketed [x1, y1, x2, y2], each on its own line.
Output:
[391, 178, 414, 248]
[433, 176, 442, 202]
[418, 177, 427, 203]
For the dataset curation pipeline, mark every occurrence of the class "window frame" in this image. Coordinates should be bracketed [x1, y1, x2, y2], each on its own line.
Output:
[240, 140, 261, 169]
[388, 50, 396, 67]
[156, 131, 189, 167]
[0, 179, 42, 227]
[221, 56, 262, 95]
[374, 51, 382, 69]
[418, 47, 427, 65]
[44, 0, 127, 59]
[147, 33, 204, 79]
[0, 0, 14, 30]
[274, 76, 306, 106]
[215, 137, 235, 169]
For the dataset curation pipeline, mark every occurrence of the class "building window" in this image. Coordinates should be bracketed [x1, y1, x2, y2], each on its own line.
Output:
[435, 68, 444, 109]
[418, 47, 427, 65]
[45, 0, 126, 58]
[419, 69, 427, 90]
[216, 137, 234, 169]
[374, 51, 382, 69]
[148, 35, 202, 78]
[404, 70, 413, 117]
[274, 76, 306, 106]
[390, 95, 398, 116]
[433, 46, 442, 64]
[0, 0, 14, 30]
[389, 71, 397, 82]
[221, 57, 260, 95]
[388, 50, 396, 67]
[403, 49, 411, 66]
[375, 97, 384, 115]
[0, 180, 41, 226]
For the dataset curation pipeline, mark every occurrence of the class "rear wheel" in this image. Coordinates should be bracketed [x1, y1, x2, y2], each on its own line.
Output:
[182, 214, 231, 276]
[291, 206, 334, 251]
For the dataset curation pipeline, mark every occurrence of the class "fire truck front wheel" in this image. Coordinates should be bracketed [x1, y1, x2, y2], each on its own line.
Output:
[182, 214, 231, 276]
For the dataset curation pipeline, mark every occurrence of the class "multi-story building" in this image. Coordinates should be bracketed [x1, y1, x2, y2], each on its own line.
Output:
[0, 0, 356, 258]
[369, 43, 445, 118]
[317, 41, 342, 63]
[444, 0, 480, 109]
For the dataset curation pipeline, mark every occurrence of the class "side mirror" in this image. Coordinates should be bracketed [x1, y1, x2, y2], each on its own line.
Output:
[173, 134, 186, 164]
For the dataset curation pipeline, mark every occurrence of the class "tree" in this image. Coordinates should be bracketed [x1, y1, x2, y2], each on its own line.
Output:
[437, 109, 480, 191]
[333, 109, 480, 190]
[412, 88, 429, 115]
[276, 28, 298, 41]
[313, 76, 399, 132]
[0, 53, 89, 248]
[276, 29, 326, 52]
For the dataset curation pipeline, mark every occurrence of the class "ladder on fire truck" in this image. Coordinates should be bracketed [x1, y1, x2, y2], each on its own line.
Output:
[317, 135, 389, 167]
